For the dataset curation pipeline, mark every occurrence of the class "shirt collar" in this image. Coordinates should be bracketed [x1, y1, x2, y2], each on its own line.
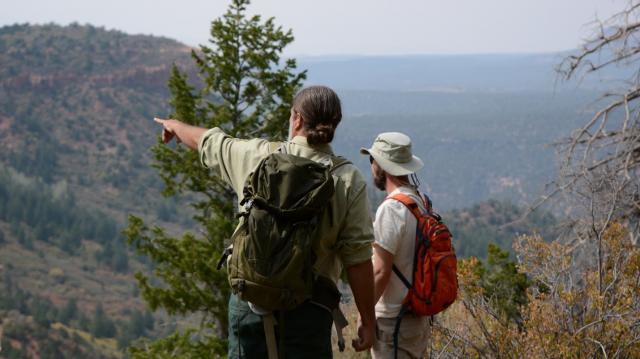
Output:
[289, 136, 334, 155]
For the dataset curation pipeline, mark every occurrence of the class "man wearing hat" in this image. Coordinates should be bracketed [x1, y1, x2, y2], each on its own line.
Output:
[360, 132, 431, 359]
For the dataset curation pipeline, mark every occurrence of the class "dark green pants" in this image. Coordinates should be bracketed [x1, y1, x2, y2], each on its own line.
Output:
[228, 294, 333, 359]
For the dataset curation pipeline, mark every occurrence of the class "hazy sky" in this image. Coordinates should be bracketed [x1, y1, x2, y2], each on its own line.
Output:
[1, 0, 625, 56]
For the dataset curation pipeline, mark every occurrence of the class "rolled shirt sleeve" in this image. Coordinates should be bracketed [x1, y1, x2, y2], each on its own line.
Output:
[198, 127, 274, 196]
[373, 200, 407, 256]
[336, 181, 375, 268]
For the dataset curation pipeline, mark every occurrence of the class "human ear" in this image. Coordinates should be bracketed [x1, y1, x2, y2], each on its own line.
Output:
[293, 113, 304, 132]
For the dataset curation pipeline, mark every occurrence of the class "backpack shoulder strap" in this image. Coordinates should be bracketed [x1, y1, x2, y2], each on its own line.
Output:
[387, 193, 422, 291]
[270, 142, 286, 154]
[392, 264, 412, 290]
[417, 190, 433, 213]
[386, 191, 444, 322]
[329, 156, 351, 173]
[386, 193, 423, 220]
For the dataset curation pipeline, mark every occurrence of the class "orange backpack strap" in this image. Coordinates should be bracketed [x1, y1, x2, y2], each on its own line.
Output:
[386, 192, 426, 359]
[386, 192, 426, 291]
[386, 192, 424, 219]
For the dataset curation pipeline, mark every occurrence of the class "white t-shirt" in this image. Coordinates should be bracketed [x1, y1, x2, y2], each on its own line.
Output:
[373, 186, 427, 318]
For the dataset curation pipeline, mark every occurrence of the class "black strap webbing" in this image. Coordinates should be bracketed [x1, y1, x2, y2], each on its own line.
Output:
[278, 310, 285, 359]
[393, 306, 410, 359]
[392, 264, 412, 290]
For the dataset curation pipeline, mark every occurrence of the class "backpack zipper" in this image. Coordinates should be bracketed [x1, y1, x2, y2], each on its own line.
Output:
[431, 253, 456, 294]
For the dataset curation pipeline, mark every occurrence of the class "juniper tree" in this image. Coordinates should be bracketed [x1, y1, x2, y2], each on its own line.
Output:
[124, 0, 306, 356]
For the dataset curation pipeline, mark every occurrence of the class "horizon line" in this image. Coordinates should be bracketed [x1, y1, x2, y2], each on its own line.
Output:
[1, 21, 577, 59]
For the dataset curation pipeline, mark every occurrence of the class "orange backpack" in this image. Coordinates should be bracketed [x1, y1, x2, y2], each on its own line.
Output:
[388, 193, 458, 316]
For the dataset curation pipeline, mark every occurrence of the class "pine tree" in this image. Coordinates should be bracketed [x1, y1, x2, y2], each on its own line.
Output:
[142, 310, 154, 331]
[124, 0, 305, 356]
[91, 303, 116, 338]
[58, 298, 78, 324]
[473, 243, 531, 326]
[111, 241, 129, 273]
[33, 298, 53, 327]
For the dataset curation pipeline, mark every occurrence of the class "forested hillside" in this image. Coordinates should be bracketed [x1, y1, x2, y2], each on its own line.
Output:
[445, 199, 557, 259]
[0, 23, 193, 215]
[0, 24, 192, 358]
[335, 89, 599, 209]
[0, 23, 568, 358]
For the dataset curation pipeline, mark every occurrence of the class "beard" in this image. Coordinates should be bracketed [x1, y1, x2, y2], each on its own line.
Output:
[373, 170, 386, 191]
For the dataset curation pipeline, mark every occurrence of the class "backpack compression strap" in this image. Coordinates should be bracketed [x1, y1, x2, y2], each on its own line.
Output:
[274, 141, 352, 173]
[385, 192, 426, 359]
[385, 192, 426, 290]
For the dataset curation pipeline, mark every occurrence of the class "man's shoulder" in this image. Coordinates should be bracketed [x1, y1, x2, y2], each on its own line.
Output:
[376, 196, 410, 216]
[331, 159, 367, 192]
[384, 188, 427, 212]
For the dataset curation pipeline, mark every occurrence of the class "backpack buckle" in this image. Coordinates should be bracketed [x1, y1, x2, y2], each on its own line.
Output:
[216, 246, 233, 270]
[236, 199, 254, 219]
[244, 199, 254, 209]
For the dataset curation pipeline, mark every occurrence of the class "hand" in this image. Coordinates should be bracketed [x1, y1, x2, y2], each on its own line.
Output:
[351, 319, 375, 352]
[154, 117, 180, 144]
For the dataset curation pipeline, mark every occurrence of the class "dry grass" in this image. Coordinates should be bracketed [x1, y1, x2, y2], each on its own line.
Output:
[332, 302, 371, 359]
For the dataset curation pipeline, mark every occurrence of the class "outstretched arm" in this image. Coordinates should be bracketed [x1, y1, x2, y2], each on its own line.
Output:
[346, 259, 376, 352]
[154, 117, 207, 150]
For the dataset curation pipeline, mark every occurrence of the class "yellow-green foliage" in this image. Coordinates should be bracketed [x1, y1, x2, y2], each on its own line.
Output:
[48, 267, 65, 284]
[431, 223, 640, 358]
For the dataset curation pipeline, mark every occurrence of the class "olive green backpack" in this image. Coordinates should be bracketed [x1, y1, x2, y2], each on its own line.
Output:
[227, 150, 349, 311]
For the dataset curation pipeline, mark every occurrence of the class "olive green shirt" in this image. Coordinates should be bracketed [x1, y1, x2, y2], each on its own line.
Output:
[198, 128, 374, 284]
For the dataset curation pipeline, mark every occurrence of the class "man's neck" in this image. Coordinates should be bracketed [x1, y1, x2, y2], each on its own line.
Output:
[384, 176, 411, 195]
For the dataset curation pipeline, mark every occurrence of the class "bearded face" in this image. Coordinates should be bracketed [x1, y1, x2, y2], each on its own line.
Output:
[371, 161, 386, 191]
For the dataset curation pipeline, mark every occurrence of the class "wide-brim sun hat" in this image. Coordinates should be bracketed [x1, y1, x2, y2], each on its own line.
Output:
[360, 132, 423, 176]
